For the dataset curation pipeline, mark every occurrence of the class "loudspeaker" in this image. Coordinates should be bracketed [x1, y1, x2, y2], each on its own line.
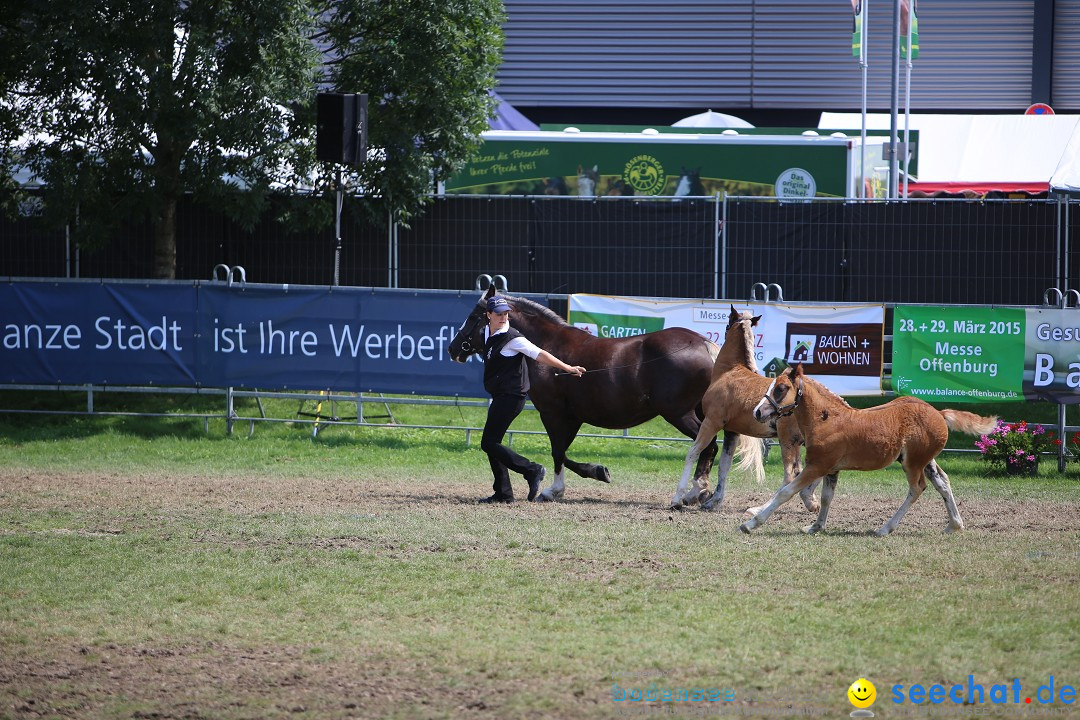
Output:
[316, 93, 368, 164]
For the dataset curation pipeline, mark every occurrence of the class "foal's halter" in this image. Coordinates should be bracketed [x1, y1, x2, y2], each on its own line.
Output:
[761, 376, 803, 418]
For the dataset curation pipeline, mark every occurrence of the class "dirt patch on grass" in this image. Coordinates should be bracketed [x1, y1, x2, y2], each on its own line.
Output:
[3, 469, 1079, 720]
[2, 468, 1078, 536]
[0, 641, 524, 720]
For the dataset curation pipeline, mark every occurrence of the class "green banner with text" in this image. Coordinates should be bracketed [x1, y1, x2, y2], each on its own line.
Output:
[892, 306, 1080, 404]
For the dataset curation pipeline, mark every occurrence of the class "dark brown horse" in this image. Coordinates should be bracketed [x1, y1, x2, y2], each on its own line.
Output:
[448, 286, 720, 501]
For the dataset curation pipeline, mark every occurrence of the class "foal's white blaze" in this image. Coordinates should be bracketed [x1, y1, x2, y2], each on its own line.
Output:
[752, 378, 777, 422]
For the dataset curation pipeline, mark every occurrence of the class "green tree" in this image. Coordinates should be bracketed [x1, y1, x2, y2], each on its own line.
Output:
[0, 0, 504, 279]
[1, 0, 321, 278]
[317, 0, 504, 224]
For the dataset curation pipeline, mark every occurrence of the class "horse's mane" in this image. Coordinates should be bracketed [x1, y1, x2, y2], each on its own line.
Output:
[503, 294, 575, 329]
[735, 312, 758, 372]
[801, 373, 854, 410]
[716, 311, 757, 373]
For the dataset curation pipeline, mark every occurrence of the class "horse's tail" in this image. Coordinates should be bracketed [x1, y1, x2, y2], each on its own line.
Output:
[732, 433, 766, 484]
[706, 339, 720, 365]
[940, 409, 998, 436]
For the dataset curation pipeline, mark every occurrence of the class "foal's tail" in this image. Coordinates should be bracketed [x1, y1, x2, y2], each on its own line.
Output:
[732, 433, 766, 484]
[940, 409, 999, 436]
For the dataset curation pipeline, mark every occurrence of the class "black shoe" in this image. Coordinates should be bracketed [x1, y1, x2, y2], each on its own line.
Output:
[526, 465, 546, 502]
[478, 493, 514, 504]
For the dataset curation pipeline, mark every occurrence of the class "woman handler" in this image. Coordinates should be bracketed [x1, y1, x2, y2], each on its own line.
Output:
[479, 295, 586, 503]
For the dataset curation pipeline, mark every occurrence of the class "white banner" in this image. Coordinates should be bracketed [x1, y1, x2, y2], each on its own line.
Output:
[568, 294, 885, 395]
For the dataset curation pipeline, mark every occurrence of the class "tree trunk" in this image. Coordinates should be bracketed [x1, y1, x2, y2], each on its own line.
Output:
[153, 196, 177, 279]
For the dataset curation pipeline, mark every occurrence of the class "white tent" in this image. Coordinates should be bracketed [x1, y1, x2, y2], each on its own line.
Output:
[820, 112, 1080, 194]
[1050, 129, 1080, 197]
[673, 110, 754, 129]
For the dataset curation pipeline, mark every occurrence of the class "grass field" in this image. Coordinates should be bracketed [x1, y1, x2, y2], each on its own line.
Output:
[1, 392, 1079, 720]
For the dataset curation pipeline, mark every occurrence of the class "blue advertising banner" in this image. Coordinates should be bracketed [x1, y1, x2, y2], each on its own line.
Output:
[2, 282, 487, 396]
[1, 281, 198, 386]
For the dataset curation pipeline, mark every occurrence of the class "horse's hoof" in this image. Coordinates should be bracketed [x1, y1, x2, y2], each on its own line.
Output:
[596, 466, 612, 484]
[738, 522, 753, 534]
[538, 487, 565, 502]
[802, 523, 822, 535]
[805, 503, 821, 514]
[696, 489, 719, 510]
[874, 527, 891, 537]
[943, 523, 963, 534]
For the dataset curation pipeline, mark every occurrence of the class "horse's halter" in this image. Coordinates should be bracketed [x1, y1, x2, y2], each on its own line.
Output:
[761, 376, 803, 418]
[455, 304, 489, 355]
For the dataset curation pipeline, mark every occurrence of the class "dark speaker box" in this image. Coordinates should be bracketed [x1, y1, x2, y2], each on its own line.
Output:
[316, 93, 368, 164]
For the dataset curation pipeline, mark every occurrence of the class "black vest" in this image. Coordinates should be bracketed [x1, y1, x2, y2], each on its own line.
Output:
[483, 328, 531, 396]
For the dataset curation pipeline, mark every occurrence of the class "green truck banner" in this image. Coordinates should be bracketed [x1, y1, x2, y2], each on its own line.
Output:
[567, 294, 885, 395]
[892, 306, 1080, 404]
[445, 131, 891, 198]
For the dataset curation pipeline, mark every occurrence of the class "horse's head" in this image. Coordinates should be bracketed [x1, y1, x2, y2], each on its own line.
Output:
[577, 164, 598, 196]
[726, 304, 760, 331]
[753, 363, 804, 424]
[675, 166, 704, 196]
[543, 177, 568, 195]
[722, 304, 761, 369]
[448, 286, 502, 363]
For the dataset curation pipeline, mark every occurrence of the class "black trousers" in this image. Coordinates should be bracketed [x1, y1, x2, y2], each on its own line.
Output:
[480, 393, 534, 497]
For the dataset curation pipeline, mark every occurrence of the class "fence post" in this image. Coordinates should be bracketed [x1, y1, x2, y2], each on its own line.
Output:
[713, 192, 721, 299]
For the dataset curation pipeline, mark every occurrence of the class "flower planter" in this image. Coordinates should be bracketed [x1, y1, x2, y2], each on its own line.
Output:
[977, 420, 1051, 477]
[1005, 458, 1039, 476]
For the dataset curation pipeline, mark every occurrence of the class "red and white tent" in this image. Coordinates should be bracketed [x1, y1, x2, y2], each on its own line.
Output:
[820, 112, 1080, 196]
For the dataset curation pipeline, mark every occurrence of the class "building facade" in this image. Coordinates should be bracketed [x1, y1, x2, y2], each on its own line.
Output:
[496, 0, 1077, 126]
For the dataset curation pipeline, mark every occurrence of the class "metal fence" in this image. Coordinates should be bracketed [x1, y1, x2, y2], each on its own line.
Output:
[4, 194, 1080, 469]
[3, 194, 1075, 309]
[723, 198, 1069, 306]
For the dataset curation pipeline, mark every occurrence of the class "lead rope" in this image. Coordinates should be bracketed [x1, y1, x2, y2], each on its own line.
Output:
[552, 341, 698, 376]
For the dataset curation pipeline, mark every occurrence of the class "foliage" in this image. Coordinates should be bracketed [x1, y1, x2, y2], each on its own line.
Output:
[0, 0, 504, 277]
[975, 419, 1055, 475]
[0, 0, 323, 277]
[1064, 430, 1080, 463]
[317, 0, 504, 226]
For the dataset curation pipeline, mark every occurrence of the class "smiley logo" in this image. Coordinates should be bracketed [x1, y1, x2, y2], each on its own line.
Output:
[848, 677, 877, 709]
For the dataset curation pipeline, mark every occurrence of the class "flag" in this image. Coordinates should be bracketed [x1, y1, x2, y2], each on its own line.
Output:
[851, 0, 864, 60]
[901, 0, 919, 60]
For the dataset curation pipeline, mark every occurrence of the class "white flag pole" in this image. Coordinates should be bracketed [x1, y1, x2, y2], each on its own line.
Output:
[888, 0, 901, 199]
[859, 0, 869, 199]
[902, 0, 914, 198]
